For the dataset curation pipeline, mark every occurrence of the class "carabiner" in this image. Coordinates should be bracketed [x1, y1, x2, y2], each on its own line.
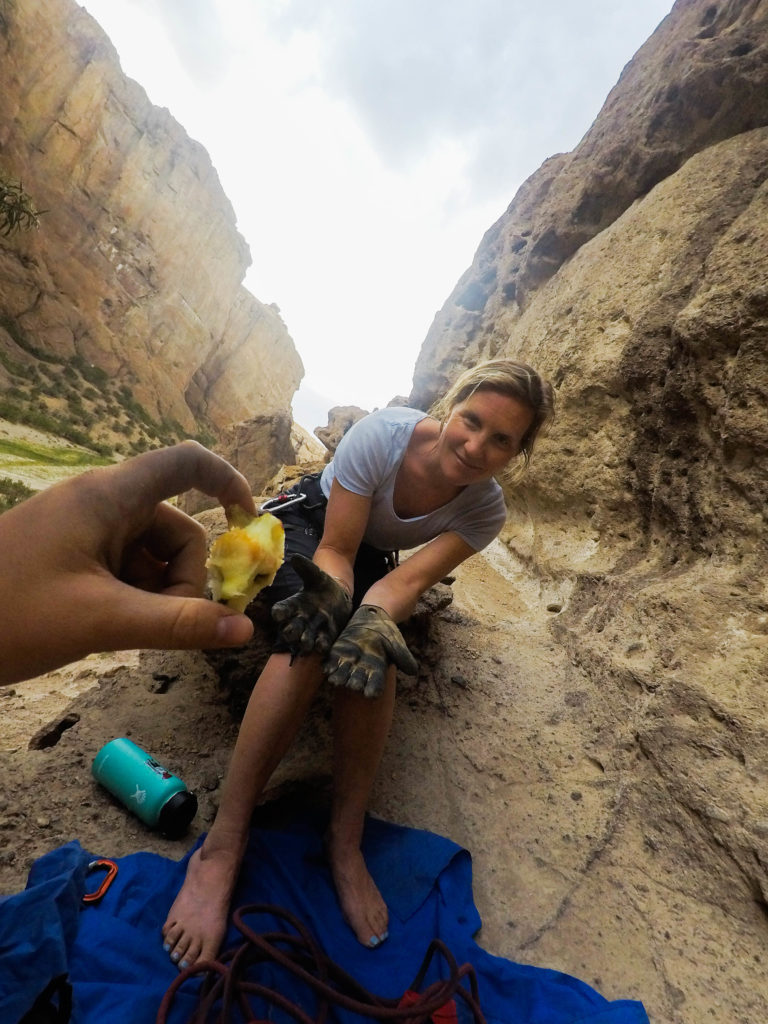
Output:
[82, 858, 118, 905]
[260, 492, 307, 515]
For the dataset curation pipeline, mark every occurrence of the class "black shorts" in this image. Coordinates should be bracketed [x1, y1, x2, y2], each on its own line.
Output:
[257, 473, 394, 651]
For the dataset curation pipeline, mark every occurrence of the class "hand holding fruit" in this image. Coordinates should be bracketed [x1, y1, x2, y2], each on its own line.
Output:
[0, 441, 258, 685]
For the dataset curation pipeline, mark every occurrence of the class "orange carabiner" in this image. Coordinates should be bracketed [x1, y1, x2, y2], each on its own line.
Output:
[82, 858, 118, 905]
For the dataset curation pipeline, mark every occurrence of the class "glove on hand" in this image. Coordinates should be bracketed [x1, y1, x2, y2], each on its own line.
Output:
[324, 604, 418, 698]
[271, 554, 353, 656]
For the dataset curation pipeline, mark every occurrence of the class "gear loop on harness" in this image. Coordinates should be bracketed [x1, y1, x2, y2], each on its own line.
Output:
[260, 491, 308, 514]
[260, 473, 329, 517]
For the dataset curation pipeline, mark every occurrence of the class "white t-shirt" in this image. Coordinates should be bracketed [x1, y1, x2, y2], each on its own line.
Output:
[320, 407, 507, 552]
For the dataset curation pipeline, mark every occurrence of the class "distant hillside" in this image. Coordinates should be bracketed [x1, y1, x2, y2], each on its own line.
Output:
[0, 0, 303, 445]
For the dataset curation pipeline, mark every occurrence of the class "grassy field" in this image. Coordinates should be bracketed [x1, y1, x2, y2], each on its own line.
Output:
[0, 426, 116, 509]
[0, 437, 113, 467]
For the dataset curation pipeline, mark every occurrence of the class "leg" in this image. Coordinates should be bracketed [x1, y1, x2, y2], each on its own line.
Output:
[327, 665, 396, 947]
[162, 651, 323, 967]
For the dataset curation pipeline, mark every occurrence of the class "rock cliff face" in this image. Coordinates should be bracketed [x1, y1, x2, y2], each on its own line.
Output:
[413, 0, 768, 405]
[5, 4, 768, 1024]
[0, 0, 303, 434]
[409, 0, 768, 1018]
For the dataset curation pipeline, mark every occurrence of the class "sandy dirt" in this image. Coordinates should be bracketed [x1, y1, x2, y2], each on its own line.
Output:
[1, 540, 764, 1024]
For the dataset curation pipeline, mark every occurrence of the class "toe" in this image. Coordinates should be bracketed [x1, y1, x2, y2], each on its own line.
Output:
[168, 934, 191, 965]
[180, 936, 203, 968]
[371, 903, 388, 938]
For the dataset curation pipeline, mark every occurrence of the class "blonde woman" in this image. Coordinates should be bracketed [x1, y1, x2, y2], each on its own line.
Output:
[163, 360, 555, 969]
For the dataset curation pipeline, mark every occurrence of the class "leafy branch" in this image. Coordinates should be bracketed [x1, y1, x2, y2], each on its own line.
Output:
[0, 177, 43, 236]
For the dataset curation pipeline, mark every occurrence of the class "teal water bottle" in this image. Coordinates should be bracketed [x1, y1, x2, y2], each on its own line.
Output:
[92, 738, 198, 838]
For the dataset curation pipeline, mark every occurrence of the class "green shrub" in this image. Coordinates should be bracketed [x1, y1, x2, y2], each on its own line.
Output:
[0, 176, 43, 236]
[70, 355, 109, 386]
[0, 348, 26, 377]
[0, 316, 58, 362]
[0, 476, 35, 513]
[193, 428, 216, 448]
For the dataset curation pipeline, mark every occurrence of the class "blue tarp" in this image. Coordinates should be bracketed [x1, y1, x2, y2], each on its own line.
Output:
[0, 813, 649, 1023]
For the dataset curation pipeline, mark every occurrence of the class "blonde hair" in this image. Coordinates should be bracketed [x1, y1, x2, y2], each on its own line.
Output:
[429, 359, 555, 476]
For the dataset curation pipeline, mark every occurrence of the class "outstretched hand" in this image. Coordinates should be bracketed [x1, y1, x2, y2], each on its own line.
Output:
[271, 553, 353, 656]
[324, 604, 418, 698]
[0, 441, 258, 685]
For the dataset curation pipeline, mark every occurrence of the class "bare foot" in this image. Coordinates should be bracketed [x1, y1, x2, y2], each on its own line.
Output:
[328, 841, 389, 948]
[161, 833, 245, 969]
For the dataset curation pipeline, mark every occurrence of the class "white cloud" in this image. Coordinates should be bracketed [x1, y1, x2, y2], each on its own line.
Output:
[81, 0, 674, 424]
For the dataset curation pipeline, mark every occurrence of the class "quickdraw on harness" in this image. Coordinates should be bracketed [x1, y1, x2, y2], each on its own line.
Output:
[260, 492, 308, 515]
[260, 475, 399, 572]
[260, 475, 328, 518]
[156, 903, 485, 1024]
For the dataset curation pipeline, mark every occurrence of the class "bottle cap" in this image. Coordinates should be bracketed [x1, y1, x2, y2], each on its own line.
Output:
[157, 790, 198, 839]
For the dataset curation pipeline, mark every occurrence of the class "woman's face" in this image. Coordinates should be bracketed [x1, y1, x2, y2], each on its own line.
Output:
[437, 389, 534, 486]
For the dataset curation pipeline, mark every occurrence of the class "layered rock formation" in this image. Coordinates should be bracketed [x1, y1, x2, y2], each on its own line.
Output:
[314, 404, 368, 456]
[0, 0, 303, 434]
[413, 0, 768, 403]
[4, 3, 768, 1022]
[409, 0, 768, 1018]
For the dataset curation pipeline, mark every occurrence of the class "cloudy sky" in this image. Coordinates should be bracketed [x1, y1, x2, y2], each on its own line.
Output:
[81, 0, 673, 430]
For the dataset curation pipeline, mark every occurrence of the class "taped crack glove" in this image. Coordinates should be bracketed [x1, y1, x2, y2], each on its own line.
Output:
[325, 604, 418, 698]
[271, 554, 353, 656]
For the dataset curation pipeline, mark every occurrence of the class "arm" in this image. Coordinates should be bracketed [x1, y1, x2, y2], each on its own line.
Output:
[0, 441, 257, 686]
[317, 481, 478, 612]
[362, 531, 477, 622]
[325, 531, 478, 698]
[313, 478, 372, 594]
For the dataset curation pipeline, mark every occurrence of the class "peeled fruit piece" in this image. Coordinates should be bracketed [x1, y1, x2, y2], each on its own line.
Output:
[206, 506, 285, 613]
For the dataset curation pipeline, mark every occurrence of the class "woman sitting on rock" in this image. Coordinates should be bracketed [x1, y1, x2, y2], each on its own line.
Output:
[162, 358, 555, 968]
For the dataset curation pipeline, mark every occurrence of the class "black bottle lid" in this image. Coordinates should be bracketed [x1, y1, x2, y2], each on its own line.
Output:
[158, 790, 198, 838]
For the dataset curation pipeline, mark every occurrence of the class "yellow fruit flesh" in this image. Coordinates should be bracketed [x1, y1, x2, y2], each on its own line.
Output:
[206, 510, 285, 613]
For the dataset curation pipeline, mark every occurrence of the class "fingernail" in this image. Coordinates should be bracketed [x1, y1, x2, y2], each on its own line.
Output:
[216, 613, 253, 645]
[368, 935, 379, 948]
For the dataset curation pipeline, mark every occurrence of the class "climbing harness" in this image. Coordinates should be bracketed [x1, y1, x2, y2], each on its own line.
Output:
[260, 491, 308, 515]
[260, 474, 329, 518]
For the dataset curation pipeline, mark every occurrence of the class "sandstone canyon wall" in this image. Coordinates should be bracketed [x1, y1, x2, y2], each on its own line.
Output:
[0, 0, 303, 435]
[412, 0, 768, 959]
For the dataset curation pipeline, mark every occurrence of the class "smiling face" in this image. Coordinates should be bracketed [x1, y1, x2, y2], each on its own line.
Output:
[437, 388, 535, 486]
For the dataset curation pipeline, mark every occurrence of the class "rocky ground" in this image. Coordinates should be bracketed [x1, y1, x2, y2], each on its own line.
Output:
[2, 528, 766, 1024]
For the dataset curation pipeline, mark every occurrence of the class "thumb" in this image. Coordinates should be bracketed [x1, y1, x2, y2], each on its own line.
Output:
[100, 585, 254, 653]
[290, 553, 326, 589]
[384, 633, 418, 676]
